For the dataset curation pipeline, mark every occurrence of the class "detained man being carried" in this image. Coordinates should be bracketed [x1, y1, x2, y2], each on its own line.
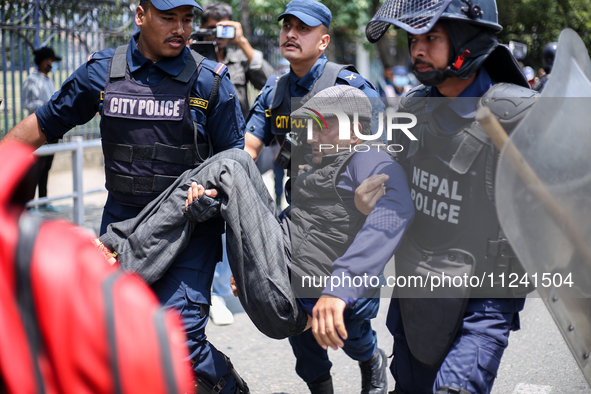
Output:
[96, 86, 415, 392]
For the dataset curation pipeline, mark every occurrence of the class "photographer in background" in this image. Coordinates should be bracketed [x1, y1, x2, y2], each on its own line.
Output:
[199, 2, 275, 117]
[197, 1, 275, 326]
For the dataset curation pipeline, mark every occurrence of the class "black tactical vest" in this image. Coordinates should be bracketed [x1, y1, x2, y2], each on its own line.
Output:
[390, 83, 538, 369]
[100, 46, 212, 207]
[267, 62, 360, 138]
[290, 151, 367, 298]
[395, 83, 538, 298]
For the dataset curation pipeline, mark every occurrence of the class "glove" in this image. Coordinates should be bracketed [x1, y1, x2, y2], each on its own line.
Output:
[184, 192, 222, 222]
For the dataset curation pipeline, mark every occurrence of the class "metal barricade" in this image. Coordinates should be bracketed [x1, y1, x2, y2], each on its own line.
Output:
[26, 136, 104, 226]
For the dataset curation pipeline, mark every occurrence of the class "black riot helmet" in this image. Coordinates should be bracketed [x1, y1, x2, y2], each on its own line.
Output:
[542, 42, 558, 73]
[366, 0, 502, 86]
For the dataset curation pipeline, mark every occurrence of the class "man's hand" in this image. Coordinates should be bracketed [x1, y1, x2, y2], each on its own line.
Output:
[185, 182, 218, 210]
[354, 174, 389, 215]
[184, 182, 221, 222]
[92, 238, 118, 266]
[216, 20, 254, 64]
[230, 275, 238, 297]
[312, 295, 347, 350]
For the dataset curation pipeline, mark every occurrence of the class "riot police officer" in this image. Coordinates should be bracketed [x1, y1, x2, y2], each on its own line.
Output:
[533, 42, 557, 92]
[360, 0, 538, 392]
[1, 0, 246, 392]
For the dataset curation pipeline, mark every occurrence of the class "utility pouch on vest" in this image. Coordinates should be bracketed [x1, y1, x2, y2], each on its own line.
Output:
[394, 238, 473, 367]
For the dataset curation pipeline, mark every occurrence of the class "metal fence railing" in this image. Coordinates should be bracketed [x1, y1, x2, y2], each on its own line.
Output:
[26, 136, 104, 226]
[1, 0, 135, 137]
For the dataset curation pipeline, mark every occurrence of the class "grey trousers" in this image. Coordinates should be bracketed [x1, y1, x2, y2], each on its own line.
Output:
[100, 149, 307, 339]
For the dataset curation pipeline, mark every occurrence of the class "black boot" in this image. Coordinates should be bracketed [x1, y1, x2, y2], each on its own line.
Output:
[307, 375, 334, 394]
[359, 348, 388, 394]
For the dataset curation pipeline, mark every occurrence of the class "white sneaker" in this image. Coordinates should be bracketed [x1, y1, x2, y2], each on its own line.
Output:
[209, 295, 234, 325]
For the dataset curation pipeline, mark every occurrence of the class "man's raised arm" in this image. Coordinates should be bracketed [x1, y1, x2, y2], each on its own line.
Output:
[0, 113, 47, 149]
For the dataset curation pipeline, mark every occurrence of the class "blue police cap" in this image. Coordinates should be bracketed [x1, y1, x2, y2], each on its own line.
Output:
[150, 0, 203, 11]
[277, 0, 332, 29]
[393, 65, 408, 75]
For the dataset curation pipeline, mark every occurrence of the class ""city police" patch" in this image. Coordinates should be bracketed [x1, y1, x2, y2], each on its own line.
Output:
[103, 93, 185, 121]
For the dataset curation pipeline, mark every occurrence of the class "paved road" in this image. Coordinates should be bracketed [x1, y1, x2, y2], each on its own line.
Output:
[44, 165, 591, 394]
[205, 293, 591, 394]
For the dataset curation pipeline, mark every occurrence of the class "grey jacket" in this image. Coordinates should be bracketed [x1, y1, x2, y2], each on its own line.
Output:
[100, 149, 308, 339]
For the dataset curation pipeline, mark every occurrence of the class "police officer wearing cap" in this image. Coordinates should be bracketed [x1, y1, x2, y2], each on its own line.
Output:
[359, 0, 538, 393]
[244, 0, 379, 163]
[2, 0, 246, 392]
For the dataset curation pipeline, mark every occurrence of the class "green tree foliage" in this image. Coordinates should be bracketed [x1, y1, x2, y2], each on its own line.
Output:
[497, 0, 591, 69]
[222, 0, 372, 38]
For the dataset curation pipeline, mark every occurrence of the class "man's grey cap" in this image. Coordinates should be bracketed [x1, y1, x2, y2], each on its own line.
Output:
[291, 85, 373, 121]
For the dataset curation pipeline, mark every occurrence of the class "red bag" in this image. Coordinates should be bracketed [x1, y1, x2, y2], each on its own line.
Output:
[0, 141, 195, 394]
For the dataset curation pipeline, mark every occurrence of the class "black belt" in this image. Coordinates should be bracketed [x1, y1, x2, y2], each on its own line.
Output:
[105, 170, 178, 194]
[103, 141, 210, 166]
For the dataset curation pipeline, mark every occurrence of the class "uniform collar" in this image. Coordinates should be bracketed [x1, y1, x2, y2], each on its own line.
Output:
[289, 54, 328, 91]
[127, 31, 188, 77]
[426, 67, 496, 119]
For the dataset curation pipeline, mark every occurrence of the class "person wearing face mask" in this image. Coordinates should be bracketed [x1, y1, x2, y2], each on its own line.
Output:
[22, 46, 62, 212]
[392, 65, 413, 96]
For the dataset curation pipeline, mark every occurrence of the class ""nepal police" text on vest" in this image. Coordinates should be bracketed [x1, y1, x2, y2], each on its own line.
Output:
[410, 166, 463, 224]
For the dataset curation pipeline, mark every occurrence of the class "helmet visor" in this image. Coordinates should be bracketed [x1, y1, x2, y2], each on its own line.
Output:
[366, 0, 452, 43]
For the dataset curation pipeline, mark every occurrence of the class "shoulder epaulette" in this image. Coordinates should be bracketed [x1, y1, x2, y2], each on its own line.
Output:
[200, 59, 227, 76]
[337, 69, 366, 89]
[264, 74, 283, 89]
[87, 49, 114, 63]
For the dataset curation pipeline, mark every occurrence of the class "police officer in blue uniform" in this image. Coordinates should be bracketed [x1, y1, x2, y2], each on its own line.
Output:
[2, 0, 246, 392]
[360, 0, 538, 393]
[242, 1, 386, 393]
[244, 0, 379, 163]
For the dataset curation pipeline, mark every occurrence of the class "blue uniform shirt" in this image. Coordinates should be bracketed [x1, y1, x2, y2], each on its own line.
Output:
[427, 67, 494, 133]
[246, 54, 380, 146]
[325, 149, 415, 305]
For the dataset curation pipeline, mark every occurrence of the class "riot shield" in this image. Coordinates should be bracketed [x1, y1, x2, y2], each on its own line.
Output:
[495, 29, 591, 386]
